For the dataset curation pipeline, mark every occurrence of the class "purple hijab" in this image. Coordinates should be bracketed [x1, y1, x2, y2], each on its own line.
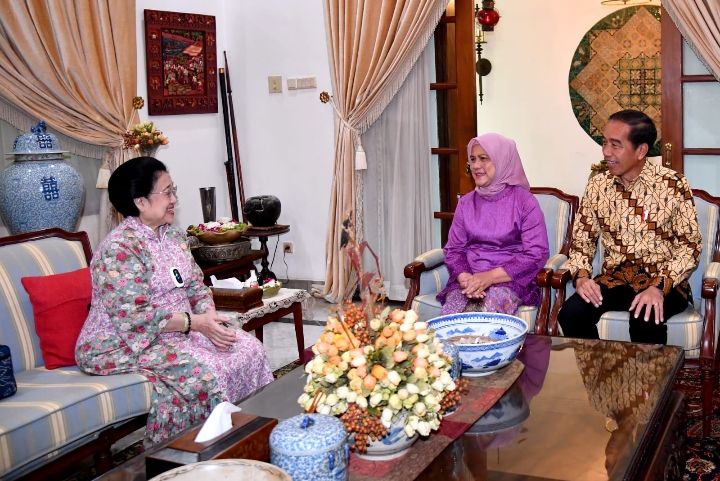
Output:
[468, 133, 530, 197]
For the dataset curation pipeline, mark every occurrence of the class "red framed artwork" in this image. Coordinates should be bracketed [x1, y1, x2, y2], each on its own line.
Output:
[144, 9, 218, 116]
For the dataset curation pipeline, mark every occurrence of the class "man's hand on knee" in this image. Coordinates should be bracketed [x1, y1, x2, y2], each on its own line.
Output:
[576, 277, 602, 307]
[630, 286, 664, 324]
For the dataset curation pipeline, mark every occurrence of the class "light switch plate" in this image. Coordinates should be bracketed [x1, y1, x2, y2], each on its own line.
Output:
[287, 78, 298, 90]
[268, 76, 283, 93]
[297, 76, 317, 89]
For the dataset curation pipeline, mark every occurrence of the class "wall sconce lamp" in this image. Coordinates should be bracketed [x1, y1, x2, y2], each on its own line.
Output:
[475, 1, 500, 104]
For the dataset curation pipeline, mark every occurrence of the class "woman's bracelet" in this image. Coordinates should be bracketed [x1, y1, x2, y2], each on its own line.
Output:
[182, 312, 191, 334]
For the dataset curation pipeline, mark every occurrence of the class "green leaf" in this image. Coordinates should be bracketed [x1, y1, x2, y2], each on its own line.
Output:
[367, 406, 381, 417]
[379, 345, 396, 368]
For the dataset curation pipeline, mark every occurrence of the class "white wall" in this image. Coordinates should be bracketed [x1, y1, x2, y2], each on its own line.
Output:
[136, 0, 335, 281]
[474, 0, 660, 197]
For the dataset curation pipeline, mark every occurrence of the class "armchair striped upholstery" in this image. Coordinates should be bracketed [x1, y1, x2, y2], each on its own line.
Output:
[403, 188, 579, 334]
[0, 229, 150, 480]
[549, 189, 720, 436]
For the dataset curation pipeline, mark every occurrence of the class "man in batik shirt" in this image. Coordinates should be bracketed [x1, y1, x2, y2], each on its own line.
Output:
[558, 110, 701, 344]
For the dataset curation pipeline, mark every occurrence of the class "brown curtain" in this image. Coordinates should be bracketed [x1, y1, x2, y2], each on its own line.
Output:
[0, 0, 139, 238]
[322, 0, 449, 303]
[664, 0, 720, 81]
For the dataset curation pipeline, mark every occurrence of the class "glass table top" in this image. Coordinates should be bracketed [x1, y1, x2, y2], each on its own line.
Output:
[98, 335, 684, 481]
[416, 335, 684, 481]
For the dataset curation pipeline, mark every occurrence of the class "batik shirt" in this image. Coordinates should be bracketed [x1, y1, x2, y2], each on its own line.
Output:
[566, 161, 701, 298]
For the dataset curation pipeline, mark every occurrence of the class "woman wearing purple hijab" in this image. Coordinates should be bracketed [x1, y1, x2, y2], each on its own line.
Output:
[437, 133, 549, 315]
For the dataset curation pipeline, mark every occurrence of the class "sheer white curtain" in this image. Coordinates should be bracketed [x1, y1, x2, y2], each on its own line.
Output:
[362, 48, 433, 301]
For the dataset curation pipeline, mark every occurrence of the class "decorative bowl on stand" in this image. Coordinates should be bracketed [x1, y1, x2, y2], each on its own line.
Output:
[262, 282, 282, 299]
[193, 228, 246, 246]
[427, 312, 528, 377]
[190, 237, 251, 264]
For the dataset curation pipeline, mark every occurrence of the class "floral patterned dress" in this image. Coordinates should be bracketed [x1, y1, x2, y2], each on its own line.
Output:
[75, 217, 273, 448]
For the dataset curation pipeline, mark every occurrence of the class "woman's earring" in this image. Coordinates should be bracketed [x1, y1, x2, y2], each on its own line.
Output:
[466, 163, 471, 176]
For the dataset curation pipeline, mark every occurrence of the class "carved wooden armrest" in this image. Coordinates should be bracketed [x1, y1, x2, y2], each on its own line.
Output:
[402, 258, 445, 311]
[547, 269, 573, 336]
[404, 261, 429, 281]
[533, 268, 554, 335]
[700, 277, 718, 366]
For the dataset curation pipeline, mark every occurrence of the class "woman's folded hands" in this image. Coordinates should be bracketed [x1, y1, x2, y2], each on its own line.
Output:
[192, 311, 237, 351]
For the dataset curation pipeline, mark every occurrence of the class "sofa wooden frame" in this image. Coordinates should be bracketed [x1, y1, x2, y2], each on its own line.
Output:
[0, 228, 148, 480]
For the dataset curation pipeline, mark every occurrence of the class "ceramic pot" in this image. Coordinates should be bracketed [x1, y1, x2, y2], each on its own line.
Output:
[138, 144, 159, 157]
[0, 122, 84, 235]
[243, 195, 281, 227]
[356, 410, 418, 461]
[270, 414, 349, 481]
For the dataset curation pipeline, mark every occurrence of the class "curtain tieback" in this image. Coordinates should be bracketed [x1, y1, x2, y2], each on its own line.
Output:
[328, 97, 367, 171]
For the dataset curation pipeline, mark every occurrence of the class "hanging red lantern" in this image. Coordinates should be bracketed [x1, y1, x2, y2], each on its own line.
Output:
[476, 0, 500, 31]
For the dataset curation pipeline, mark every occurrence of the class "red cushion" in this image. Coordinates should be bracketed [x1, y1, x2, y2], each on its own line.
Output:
[21, 267, 92, 369]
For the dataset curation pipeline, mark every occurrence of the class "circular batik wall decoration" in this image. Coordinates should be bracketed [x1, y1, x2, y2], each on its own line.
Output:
[569, 6, 661, 156]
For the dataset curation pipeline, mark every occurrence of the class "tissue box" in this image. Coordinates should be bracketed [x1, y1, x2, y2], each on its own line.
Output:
[145, 412, 277, 479]
[210, 286, 264, 312]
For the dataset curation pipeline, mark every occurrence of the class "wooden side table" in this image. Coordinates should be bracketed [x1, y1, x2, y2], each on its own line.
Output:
[196, 249, 264, 286]
[220, 288, 311, 364]
[243, 225, 290, 283]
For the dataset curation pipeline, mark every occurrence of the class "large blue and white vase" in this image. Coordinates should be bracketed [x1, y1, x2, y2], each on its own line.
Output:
[0, 121, 85, 234]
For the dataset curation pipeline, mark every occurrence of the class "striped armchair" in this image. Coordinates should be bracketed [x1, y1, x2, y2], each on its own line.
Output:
[548, 189, 720, 436]
[0, 229, 151, 480]
[403, 188, 579, 334]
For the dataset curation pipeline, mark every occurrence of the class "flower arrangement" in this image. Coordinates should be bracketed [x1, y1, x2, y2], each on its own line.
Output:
[122, 121, 169, 151]
[121, 97, 169, 152]
[187, 217, 247, 235]
[298, 216, 465, 453]
[262, 278, 281, 290]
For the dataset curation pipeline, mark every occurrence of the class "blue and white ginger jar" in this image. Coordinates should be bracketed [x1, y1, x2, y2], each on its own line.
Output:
[0, 121, 85, 234]
[270, 413, 349, 481]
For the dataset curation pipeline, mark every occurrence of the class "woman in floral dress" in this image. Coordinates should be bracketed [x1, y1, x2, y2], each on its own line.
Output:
[75, 157, 273, 448]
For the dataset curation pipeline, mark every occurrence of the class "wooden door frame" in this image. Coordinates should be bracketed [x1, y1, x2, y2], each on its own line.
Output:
[432, 0, 477, 244]
[661, 7, 720, 172]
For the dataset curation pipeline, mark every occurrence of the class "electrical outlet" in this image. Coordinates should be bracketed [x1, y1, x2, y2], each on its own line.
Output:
[283, 242, 293, 254]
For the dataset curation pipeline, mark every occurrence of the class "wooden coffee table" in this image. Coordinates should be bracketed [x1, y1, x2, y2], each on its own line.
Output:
[97, 336, 686, 481]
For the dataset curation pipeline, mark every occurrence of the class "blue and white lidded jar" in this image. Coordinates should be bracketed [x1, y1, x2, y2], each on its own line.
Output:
[0, 121, 84, 235]
[270, 413, 349, 481]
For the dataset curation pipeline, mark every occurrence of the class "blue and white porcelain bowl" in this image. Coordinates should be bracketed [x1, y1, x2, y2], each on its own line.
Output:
[465, 384, 530, 435]
[428, 312, 528, 376]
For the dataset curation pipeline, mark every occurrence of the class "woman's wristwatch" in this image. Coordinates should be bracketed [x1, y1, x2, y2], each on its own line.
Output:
[182, 312, 192, 334]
